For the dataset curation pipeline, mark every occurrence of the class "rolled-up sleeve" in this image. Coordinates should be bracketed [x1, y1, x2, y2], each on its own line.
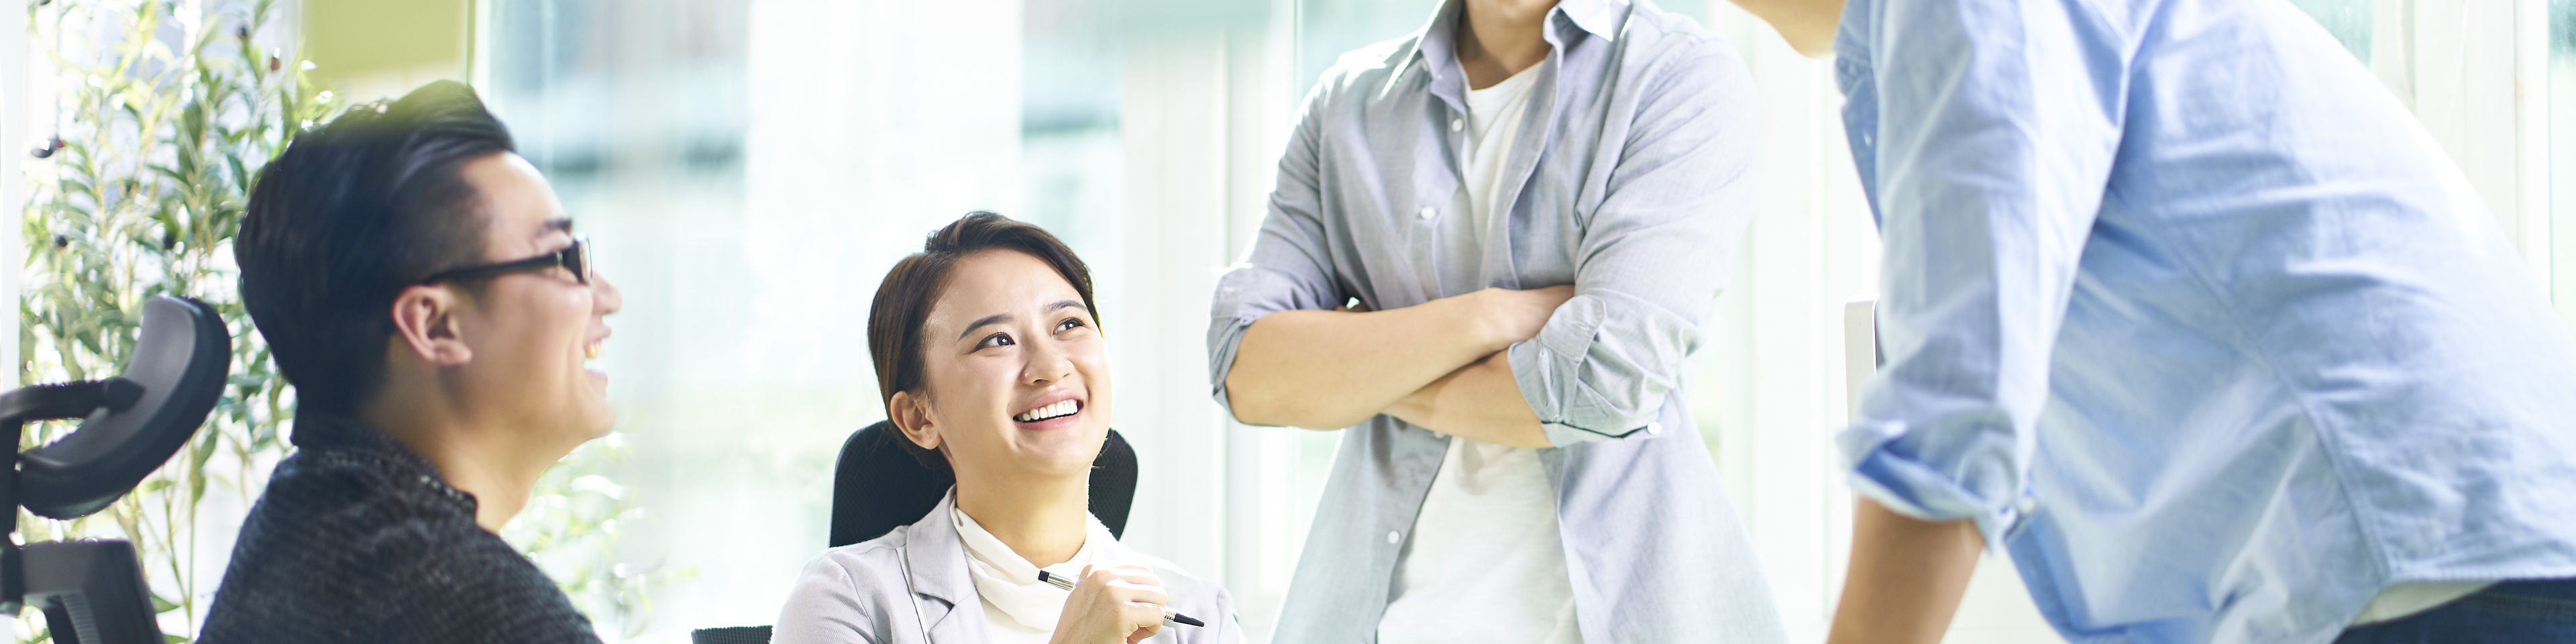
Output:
[1835, 0, 2124, 547]
[1509, 46, 1758, 447]
[1208, 85, 1346, 423]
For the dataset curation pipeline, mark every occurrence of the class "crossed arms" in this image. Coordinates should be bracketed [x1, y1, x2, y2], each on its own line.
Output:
[1223, 286, 1572, 447]
[1205, 48, 1759, 449]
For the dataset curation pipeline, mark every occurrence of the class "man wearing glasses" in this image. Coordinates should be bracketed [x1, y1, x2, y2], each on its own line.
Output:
[201, 80, 621, 644]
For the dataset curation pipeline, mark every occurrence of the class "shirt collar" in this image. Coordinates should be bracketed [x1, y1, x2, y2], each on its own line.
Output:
[1554, 0, 1626, 40]
[1409, 0, 1625, 108]
[952, 498, 1122, 632]
[288, 409, 479, 515]
[1414, 0, 1626, 62]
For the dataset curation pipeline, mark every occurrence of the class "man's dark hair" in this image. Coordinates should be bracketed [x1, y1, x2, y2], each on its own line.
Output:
[237, 80, 516, 419]
[867, 212, 1099, 474]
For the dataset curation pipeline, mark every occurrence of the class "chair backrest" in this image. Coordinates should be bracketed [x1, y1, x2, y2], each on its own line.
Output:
[0, 296, 229, 643]
[14, 296, 230, 519]
[690, 625, 772, 644]
[828, 421, 1136, 547]
[691, 423, 1138, 644]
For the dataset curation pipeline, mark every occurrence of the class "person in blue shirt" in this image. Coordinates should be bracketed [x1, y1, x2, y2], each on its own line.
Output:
[1717, 0, 2576, 643]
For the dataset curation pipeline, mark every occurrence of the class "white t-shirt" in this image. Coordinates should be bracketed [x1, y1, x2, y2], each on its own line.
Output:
[1458, 63, 1543, 231]
[2352, 580, 2493, 625]
[1378, 62, 1583, 644]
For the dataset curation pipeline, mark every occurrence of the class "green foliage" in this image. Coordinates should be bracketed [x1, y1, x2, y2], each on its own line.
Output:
[19, 0, 327, 639]
[502, 432, 696, 639]
[17, 0, 676, 641]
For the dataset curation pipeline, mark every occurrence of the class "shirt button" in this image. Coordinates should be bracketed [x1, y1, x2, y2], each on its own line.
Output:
[1387, 531, 1403, 545]
[1417, 207, 1437, 220]
[1450, 118, 1463, 132]
[2017, 496, 2040, 517]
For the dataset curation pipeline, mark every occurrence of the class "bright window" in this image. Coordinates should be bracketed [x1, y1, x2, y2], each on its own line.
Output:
[2291, 0, 2378, 62]
[2554, 0, 2576, 323]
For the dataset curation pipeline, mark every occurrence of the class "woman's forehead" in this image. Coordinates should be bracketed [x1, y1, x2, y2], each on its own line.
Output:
[923, 250, 1081, 329]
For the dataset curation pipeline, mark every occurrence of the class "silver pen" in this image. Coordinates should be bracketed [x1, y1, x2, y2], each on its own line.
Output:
[1036, 569, 1208, 627]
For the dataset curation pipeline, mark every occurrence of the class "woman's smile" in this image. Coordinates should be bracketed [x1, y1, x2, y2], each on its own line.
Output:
[897, 246, 1115, 480]
[1012, 394, 1085, 429]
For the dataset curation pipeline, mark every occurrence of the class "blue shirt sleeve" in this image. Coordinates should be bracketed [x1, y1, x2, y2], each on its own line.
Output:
[1507, 44, 1760, 446]
[1206, 83, 1346, 425]
[1836, 0, 2129, 546]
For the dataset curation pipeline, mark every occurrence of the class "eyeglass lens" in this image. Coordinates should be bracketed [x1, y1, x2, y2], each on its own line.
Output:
[571, 239, 593, 284]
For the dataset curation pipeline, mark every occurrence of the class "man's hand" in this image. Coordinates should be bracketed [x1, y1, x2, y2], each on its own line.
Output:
[1373, 286, 1571, 447]
[1385, 353, 1552, 447]
[1049, 565, 1169, 644]
[1225, 284, 1575, 429]
[1464, 285, 1574, 349]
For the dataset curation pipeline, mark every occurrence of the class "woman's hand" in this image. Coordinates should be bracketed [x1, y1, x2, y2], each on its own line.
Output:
[1048, 565, 1170, 644]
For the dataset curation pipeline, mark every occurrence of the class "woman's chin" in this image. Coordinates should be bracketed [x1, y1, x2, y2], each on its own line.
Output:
[1013, 427, 1108, 471]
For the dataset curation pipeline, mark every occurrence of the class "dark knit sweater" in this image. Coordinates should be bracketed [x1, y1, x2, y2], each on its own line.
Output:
[198, 413, 602, 644]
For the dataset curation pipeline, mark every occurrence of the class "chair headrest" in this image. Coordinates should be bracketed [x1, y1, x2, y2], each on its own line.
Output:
[828, 421, 1138, 547]
[13, 296, 231, 519]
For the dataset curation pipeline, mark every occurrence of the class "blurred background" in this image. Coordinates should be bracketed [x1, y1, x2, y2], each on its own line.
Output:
[3, 0, 2573, 642]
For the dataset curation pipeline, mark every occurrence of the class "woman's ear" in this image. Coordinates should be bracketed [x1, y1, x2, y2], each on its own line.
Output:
[387, 284, 474, 367]
[888, 390, 941, 450]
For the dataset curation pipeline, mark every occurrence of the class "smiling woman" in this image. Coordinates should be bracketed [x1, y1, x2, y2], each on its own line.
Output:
[863, 213, 1106, 480]
[772, 213, 1242, 644]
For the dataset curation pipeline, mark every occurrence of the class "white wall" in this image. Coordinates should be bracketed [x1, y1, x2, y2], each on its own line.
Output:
[0, 0, 28, 398]
[619, 0, 1027, 633]
[1693, 5, 2063, 641]
[2385, 0, 2554, 274]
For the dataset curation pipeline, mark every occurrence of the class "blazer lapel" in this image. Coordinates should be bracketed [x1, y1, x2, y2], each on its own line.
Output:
[900, 490, 989, 643]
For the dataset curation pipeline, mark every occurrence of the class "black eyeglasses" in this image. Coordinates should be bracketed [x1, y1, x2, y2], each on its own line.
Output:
[421, 238, 592, 286]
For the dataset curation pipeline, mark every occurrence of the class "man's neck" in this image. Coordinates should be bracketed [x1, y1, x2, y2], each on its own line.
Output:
[363, 397, 551, 533]
[1456, 0, 1561, 90]
[954, 472, 1091, 568]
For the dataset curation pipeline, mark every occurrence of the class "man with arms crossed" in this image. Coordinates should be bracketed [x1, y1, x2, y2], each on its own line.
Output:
[1717, 0, 2576, 642]
[1209, 0, 1785, 641]
[201, 80, 623, 643]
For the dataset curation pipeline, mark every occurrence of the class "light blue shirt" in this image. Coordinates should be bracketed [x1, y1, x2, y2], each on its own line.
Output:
[1835, 1, 2576, 643]
[1206, 0, 1788, 641]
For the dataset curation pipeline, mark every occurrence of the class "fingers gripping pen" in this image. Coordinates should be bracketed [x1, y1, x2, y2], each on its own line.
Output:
[1036, 569, 1209, 627]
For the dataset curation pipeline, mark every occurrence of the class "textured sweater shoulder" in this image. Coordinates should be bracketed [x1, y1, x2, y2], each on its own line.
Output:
[199, 415, 600, 644]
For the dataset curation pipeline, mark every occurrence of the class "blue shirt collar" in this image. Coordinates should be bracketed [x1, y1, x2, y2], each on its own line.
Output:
[1553, 0, 1627, 39]
[1409, 0, 1625, 109]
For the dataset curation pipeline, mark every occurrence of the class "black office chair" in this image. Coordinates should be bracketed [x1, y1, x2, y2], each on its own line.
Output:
[690, 421, 1140, 644]
[0, 296, 231, 644]
[831, 420, 1136, 546]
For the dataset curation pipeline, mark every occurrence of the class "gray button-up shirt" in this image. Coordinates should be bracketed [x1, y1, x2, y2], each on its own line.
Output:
[1204, 1, 1786, 641]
